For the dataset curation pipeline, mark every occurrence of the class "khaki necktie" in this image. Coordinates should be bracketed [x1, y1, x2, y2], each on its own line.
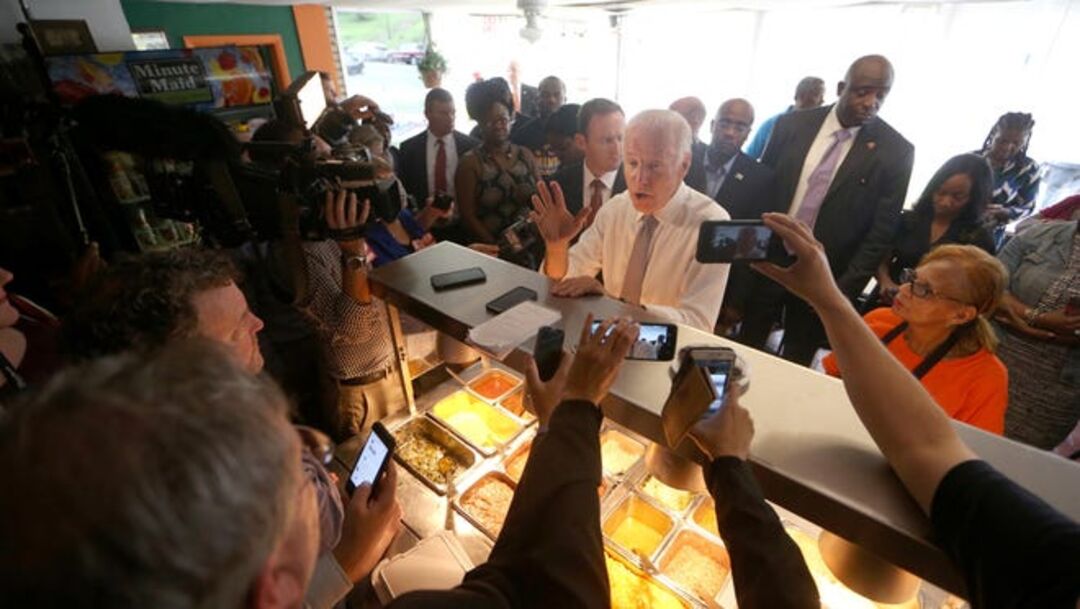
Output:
[620, 215, 659, 305]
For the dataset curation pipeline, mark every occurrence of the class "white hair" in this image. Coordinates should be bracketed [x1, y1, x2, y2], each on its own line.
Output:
[626, 109, 692, 159]
[0, 341, 299, 609]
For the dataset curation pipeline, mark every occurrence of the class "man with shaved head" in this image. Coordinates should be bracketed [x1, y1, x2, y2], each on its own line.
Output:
[512, 75, 568, 176]
[698, 98, 777, 334]
[531, 109, 731, 331]
[739, 54, 914, 365]
[670, 96, 709, 190]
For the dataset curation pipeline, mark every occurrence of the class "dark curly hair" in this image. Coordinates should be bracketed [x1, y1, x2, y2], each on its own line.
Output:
[912, 153, 994, 227]
[64, 248, 238, 361]
[464, 78, 513, 123]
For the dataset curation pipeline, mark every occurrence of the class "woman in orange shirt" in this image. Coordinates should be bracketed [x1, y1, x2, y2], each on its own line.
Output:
[823, 244, 1009, 434]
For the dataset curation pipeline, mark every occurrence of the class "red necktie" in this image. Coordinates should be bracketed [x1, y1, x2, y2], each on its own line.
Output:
[434, 138, 447, 195]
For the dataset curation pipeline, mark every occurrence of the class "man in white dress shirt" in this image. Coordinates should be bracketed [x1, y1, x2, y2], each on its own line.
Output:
[532, 109, 731, 332]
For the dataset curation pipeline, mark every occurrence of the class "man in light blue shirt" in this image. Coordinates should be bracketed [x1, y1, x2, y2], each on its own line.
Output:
[745, 76, 825, 160]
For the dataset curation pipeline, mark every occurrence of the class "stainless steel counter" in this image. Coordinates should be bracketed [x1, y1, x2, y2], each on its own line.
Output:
[368, 241, 1080, 597]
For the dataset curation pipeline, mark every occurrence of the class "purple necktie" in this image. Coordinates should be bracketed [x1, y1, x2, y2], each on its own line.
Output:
[795, 128, 853, 229]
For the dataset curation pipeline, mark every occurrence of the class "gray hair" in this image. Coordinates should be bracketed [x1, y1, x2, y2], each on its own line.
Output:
[626, 109, 692, 159]
[0, 341, 299, 609]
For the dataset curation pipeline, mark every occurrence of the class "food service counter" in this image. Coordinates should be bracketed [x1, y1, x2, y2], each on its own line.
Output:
[367, 242, 1080, 599]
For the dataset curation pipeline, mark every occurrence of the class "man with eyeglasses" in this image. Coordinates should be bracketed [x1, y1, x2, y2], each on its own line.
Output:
[693, 99, 777, 334]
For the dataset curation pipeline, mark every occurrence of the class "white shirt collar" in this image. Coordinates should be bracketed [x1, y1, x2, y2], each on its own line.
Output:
[426, 130, 452, 145]
[584, 162, 618, 191]
[823, 104, 861, 139]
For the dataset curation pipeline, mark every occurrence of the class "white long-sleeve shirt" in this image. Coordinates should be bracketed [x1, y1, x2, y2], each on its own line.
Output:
[567, 182, 731, 331]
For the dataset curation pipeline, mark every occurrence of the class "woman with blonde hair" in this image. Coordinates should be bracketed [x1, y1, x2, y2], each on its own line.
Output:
[824, 244, 1009, 434]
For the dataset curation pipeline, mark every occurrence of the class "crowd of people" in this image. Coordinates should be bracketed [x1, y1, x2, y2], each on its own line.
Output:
[1, 49, 1079, 609]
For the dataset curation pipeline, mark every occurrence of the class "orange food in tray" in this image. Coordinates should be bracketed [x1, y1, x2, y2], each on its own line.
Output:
[468, 369, 519, 400]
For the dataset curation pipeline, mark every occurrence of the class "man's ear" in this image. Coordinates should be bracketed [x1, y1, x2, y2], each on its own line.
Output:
[249, 555, 306, 609]
[836, 80, 845, 98]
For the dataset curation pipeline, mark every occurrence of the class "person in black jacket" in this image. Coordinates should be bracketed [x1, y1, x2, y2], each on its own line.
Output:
[740, 55, 914, 365]
[549, 98, 627, 226]
[689, 387, 820, 608]
[389, 315, 639, 609]
[397, 88, 479, 245]
[754, 212, 1080, 609]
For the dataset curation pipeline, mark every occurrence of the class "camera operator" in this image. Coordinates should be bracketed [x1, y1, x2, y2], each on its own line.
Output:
[297, 188, 406, 440]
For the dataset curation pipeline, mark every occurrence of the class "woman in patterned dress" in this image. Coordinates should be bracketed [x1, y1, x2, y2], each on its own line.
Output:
[994, 219, 1080, 448]
[455, 79, 539, 244]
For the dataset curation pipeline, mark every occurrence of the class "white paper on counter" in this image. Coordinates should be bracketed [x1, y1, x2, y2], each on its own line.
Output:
[372, 531, 475, 603]
[467, 301, 561, 360]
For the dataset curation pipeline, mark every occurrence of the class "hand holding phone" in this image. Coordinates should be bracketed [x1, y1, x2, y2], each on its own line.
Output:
[347, 422, 396, 498]
[688, 389, 754, 462]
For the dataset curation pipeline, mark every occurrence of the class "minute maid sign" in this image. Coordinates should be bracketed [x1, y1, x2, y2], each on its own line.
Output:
[128, 58, 213, 104]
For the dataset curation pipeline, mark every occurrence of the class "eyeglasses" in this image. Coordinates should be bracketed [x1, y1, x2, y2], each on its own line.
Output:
[898, 268, 966, 303]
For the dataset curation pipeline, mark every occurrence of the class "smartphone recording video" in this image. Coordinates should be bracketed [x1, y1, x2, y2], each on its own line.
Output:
[705, 358, 733, 415]
[591, 320, 677, 361]
[696, 220, 775, 263]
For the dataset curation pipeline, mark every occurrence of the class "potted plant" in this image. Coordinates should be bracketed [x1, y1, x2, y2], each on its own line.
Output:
[418, 45, 447, 88]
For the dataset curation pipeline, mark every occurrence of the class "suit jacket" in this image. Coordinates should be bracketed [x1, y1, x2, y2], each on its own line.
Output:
[550, 161, 627, 216]
[703, 152, 776, 220]
[761, 105, 914, 298]
[685, 138, 708, 192]
[397, 130, 479, 204]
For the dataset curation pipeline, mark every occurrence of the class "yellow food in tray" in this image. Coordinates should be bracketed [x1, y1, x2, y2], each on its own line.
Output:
[640, 476, 695, 513]
[459, 474, 516, 539]
[693, 499, 719, 538]
[432, 391, 522, 452]
[604, 496, 672, 559]
[606, 552, 688, 609]
[600, 428, 644, 476]
[660, 531, 731, 603]
[504, 442, 530, 483]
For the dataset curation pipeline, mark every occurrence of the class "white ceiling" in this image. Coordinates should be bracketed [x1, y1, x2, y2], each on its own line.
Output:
[150, 0, 1009, 15]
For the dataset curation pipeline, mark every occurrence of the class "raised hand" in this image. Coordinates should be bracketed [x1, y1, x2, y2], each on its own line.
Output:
[325, 189, 370, 256]
[529, 180, 590, 245]
[563, 315, 639, 405]
[751, 213, 845, 312]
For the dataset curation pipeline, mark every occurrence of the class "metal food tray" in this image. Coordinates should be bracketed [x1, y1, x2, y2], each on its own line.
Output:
[392, 416, 478, 496]
[602, 491, 676, 564]
[428, 393, 526, 458]
[654, 527, 732, 608]
[605, 547, 694, 609]
[454, 470, 519, 541]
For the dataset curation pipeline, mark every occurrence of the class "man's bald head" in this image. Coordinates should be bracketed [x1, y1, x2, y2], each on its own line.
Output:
[669, 96, 707, 139]
[836, 54, 894, 128]
[538, 75, 566, 117]
[709, 98, 755, 164]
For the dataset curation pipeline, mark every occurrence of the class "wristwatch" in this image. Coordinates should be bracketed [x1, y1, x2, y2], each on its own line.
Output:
[342, 253, 369, 273]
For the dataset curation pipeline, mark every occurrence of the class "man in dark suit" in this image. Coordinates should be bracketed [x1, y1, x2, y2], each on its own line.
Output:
[511, 75, 566, 176]
[549, 98, 627, 226]
[697, 99, 777, 334]
[398, 88, 479, 208]
[739, 55, 914, 365]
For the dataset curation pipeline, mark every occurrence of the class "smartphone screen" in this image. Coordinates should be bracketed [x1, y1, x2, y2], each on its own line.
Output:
[349, 429, 390, 493]
[591, 320, 677, 361]
[697, 221, 774, 263]
[704, 358, 734, 414]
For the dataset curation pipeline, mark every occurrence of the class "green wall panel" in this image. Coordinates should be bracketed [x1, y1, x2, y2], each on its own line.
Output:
[121, 0, 304, 81]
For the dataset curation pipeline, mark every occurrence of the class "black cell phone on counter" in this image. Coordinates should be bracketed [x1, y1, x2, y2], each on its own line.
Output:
[431, 267, 486, 291]
[591, 320, 678, 361]
[687, 347, 737, 416]
[347, 422, 395, 498]
[486, 286, 538, 314]
[534, 326, 565, 381]
[696, 220, 777, 263]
